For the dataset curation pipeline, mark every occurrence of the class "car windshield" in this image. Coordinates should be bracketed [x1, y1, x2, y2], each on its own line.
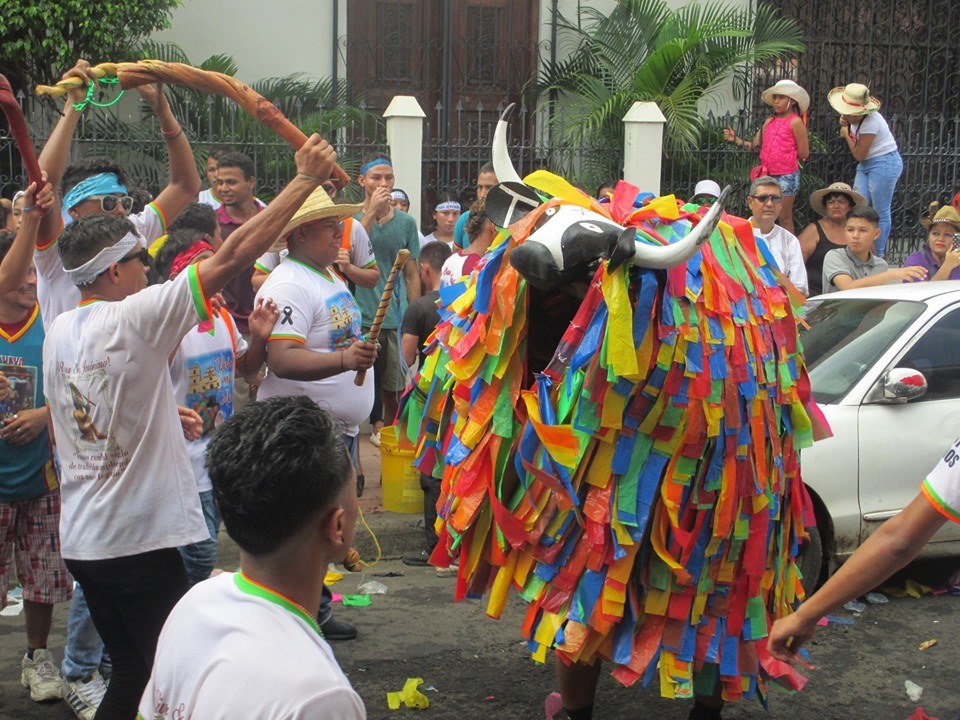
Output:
[799, 298, 927, 403]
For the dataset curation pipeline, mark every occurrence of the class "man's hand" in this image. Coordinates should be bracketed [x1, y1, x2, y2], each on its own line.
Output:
[768, 611, 818, 665]
[177, 406, 204, 441]
[342, 340, 378, 372]
[367, 186, 392, 221]
[1, 408, 48, 446]
[248, 297, 279, 340]
[335, 247, 352, 270]
[892, 266, 929, 283]
[18, 175, 55, 219]
[135, 82, 167, 112]
[0, 373, 10, 401]
[294, 134, 337, 185]
[61, 59, 96, 105]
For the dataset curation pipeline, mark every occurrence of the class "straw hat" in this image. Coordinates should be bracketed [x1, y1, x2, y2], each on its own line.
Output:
[761, 79, 810, 114]
[808, 182, 866, 216]
[282, 187, 363, 235]
[828, 83, 881, 116]
[920, 202, 960, 232]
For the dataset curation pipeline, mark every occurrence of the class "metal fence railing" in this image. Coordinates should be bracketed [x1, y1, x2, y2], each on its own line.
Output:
[2, 93, 955, 265]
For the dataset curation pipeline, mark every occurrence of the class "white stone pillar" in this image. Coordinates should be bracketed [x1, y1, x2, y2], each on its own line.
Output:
[384, 96, 426, 225]
[622, 102, 666, 197]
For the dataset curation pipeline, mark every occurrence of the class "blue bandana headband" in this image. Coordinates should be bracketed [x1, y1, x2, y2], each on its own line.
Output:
[63, 173, 128, 210]
[360, 158, 392, 175]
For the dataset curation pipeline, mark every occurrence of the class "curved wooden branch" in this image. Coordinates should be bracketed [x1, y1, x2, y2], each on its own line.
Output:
[355, 248, 410, 386]
[36, 60, 349, 188]
[0, 74, 45, 190]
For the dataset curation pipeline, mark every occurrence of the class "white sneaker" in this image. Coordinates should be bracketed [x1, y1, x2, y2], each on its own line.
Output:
[20, 648, 62, 702]
[62, 670, 108, 720]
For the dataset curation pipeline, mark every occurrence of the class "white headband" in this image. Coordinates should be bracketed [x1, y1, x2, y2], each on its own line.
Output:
[65, 231, 143, 286]
[435, 200, 461, 213]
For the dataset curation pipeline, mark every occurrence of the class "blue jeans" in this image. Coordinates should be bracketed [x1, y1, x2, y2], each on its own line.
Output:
[774, 170, 801, 197]
[61, 583, 105, 680]
[854, 150, 903, 257]
[178, 490, 221, 586]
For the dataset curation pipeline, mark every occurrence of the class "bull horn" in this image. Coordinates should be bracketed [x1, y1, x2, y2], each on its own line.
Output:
[632, 185, 732, 268]
[493, 103, 523, 185]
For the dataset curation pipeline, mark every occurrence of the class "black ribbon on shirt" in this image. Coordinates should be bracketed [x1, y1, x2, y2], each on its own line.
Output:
[280, 306, 294, 325]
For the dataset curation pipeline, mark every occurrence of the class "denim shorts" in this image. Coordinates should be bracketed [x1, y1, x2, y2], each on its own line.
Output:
[773, 170, 801, 197]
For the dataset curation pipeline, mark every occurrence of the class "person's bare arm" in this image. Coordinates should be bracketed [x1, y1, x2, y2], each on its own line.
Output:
[401, 332, 419, 367]
[832, 265, 928, 291]
[266, 338, 377, 381]
[236, 297, 278, 381]
[251, 269, 269, 293]
[797, 222, 820, 263]
[768, 494, 946, 663]
[402, 257, 421, 302]
[931, 249, 960, 281]
[37, 60, 93, 244]
[336, 248, 379, 289]
[840, 118, 876, 163]
[359, 186, 392, 234]
[195, 135, 336, 297]
[792, 116, 809, 161]
[137, 83, 201, 224]
[0, 179, 52, 294]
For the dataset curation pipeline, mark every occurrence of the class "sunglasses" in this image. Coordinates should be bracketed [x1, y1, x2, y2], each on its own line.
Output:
[693, 196, 716, 205]
[750, 194, 783, 205]
[86, 194, 135, 214]
[117, 248, 151, 268]
[321, 182, 337, 196]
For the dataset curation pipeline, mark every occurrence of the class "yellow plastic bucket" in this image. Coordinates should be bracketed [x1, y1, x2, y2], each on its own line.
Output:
[380, 426, 424, 514]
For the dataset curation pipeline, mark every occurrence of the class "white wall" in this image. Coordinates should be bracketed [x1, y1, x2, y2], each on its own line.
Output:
[152, 0, 342, 81]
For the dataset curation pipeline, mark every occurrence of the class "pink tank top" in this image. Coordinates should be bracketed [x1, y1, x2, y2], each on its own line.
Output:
[759, 113, 800, 175]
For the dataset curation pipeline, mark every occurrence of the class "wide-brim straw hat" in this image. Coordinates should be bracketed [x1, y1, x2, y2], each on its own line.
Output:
[809, 182, 867, 216]
[828, 83, 881, 116]
[270, 188, 363, 250]
[761, 79, 810, 114]
[920, 203, 960, 231]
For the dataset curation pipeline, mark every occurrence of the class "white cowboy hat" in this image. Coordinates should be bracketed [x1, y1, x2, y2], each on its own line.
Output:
[808, 182, 867, 216]
[828, 83, 881, 116]
[693, 180, 722, 200]
[761, 80, 810, 114]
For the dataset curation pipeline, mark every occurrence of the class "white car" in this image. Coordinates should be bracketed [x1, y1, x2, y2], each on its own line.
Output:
[797, 281, 960, 590]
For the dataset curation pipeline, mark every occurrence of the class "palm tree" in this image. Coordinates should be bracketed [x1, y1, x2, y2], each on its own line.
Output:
[540, 0, 804, 166]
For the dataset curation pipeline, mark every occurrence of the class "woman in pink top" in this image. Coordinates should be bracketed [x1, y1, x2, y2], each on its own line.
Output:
[724, 79, 810, 234]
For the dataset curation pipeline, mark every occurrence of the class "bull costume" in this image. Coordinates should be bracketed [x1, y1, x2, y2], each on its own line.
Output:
[396, 107, 820, 710]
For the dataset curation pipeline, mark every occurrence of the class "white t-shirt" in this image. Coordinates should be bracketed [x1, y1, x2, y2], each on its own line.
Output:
[139, 572, 366, 720]
[43, 267, 210, 560]
[921, 436, 960, 524]
[35, 204, 166, 328]
[851, 112, 898, 160]
[439, 252, 470, 289]
[254, 220, 376, 278]
[756, 224, 809, 295]
[255, 258, 374, 436]
[169, 310, 248, 494]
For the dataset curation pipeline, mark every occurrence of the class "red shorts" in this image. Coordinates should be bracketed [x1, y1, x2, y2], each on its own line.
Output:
[0, 479, 71, 606]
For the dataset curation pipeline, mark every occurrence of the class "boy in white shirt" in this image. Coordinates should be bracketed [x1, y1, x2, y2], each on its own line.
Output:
[139, 396, 366, 719]
[43, 134, 340, 719]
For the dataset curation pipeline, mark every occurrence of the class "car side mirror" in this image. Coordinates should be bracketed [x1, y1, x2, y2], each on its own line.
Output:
[882, 368, 928, 402]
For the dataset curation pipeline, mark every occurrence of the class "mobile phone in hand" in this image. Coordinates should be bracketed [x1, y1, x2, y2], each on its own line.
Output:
[953, 233, 960, 251]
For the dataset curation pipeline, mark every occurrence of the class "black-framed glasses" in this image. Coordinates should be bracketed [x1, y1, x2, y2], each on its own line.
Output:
[749, 194, 783, 205]
[87, 194, 135, 214]
[117, 248, 151, 268]
[320, 182, 337, 196]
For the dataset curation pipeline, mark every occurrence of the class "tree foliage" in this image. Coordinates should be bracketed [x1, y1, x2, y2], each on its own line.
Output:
[540, 0, 804, 160]
[0, 0, 180, 94]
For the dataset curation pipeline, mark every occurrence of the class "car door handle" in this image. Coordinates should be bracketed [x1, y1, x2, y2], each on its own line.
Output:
[863, 510, 901, 522]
